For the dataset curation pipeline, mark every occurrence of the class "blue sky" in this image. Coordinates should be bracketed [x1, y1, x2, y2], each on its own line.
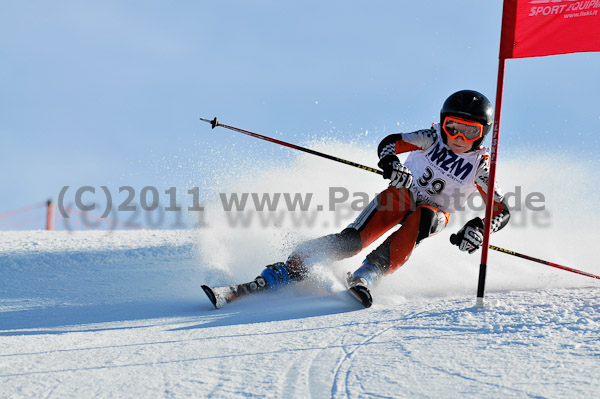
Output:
[1, 1, 599, 222]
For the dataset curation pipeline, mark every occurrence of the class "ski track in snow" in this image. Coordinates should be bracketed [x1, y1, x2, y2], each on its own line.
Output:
[1, 231, 599, 398]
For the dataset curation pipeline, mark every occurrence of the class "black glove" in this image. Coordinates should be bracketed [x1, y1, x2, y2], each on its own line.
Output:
[451, 217, 485, 254]
[378, 154, 401, 179]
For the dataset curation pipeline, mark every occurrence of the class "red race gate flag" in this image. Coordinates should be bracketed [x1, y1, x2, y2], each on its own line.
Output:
[477, 0, 600, 306]
[500, 0, 600, 58]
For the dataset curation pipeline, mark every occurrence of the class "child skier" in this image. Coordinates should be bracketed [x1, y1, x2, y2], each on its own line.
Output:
[202, 89, 511, 308]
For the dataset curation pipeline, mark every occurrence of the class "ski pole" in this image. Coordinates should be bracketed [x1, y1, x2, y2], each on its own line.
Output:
[450, 234, 600, 280]
[200, 117, 383, 175]
[488, 244, 600, 280]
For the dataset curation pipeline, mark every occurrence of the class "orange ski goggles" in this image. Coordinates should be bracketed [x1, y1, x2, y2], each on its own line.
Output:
[442, 116, 483, 143]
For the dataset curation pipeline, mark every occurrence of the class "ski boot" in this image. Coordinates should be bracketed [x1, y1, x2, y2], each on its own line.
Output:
[202, 257, 307, 309]
[260, 260, 300, 288]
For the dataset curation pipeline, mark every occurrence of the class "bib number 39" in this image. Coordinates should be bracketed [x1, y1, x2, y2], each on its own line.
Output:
[417, 167, 446, 195]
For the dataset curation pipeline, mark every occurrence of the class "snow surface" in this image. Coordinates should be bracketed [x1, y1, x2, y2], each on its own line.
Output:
[2, 146, 600, 398]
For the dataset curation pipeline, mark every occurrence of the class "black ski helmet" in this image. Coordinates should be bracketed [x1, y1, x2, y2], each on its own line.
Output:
[440, 90, 493, 150]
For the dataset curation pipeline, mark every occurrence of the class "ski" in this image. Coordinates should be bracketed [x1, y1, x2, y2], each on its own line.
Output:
[346, 273, 373, 308]
[201, 285, 230, 309]
[203, 272, 374, 309]
[202, 277, 267, 309]
[345, 272, 373, 308]
[347, 285, 373, 308]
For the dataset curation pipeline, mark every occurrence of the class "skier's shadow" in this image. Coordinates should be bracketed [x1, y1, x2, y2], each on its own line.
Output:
[173, 290, 364, 331]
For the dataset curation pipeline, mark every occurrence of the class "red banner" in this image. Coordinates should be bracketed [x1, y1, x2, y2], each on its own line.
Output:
[500, 0, 600, 59]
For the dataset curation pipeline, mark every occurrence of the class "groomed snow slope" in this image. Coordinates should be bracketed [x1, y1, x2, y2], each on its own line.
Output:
[1, 229, 599, 399]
